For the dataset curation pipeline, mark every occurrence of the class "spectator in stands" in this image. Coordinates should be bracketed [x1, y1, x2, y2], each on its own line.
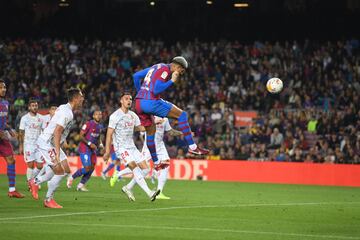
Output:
[269, 128, 284, 149]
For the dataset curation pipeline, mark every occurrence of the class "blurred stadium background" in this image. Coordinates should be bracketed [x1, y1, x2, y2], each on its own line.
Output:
[1, 1, 360, 239]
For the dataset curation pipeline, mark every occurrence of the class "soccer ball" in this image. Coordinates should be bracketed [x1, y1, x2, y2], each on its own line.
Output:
[266, 78, 283, 93]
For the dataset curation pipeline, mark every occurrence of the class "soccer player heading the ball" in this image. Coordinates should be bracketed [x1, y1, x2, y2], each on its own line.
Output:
[133, 56, 209, 169]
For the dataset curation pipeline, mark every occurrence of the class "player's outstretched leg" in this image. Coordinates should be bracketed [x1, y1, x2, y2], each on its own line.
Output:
[4, 155, 25, 198]
[102, 162, 115, 179]
[110, 166, 131, 187]
[43, 160, 71, 208]
[126, 161, 159, 201]
[77, 169, 93, 191]
[67, 153, 93, 189]
[30, 164, 54, 200]
[167, 105, 209, 155]
[122, 167, 150, 201]
[156, 163, 170, 200]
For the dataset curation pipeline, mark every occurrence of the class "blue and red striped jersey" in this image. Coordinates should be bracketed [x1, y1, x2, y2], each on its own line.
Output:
[135, 63, 172, 100]
[0, 99, 9, 131]
[78, 120, 104, 153]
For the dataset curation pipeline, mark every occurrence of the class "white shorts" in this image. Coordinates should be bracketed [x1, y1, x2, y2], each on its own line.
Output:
[115, 147, 142, 165]
[36, 138, 67, 166]
[141, 145, 170, 163]
[23, 144, 42, 163]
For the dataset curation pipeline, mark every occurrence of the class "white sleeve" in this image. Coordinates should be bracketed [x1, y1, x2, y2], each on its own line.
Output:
[108, 114, 118, 129]
[54, 110, 69, 128]
[41, 116, 48, 130]
[164, 118, 172, 131]
[19, 116, 26, 130]
[134, 114, 141, 127]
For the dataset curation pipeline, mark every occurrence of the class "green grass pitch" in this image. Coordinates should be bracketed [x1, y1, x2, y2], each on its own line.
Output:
[0, 175, 360, 240]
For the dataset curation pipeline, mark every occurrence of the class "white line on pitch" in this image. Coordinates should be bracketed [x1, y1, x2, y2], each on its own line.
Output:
[0, 201, 359, 221]
[3, 221, 360, 240]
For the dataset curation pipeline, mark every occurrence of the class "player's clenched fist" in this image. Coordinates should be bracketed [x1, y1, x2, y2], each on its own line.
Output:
[171, 71, 180, 82]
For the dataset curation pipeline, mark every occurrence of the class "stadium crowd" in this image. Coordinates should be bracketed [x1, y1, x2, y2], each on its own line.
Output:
[0, 38, 359, 163]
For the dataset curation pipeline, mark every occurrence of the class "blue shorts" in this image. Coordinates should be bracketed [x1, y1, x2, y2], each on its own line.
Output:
[111, 152, 119, 162]
[135, 99, 173, 126]
[80, 152, 97, 167]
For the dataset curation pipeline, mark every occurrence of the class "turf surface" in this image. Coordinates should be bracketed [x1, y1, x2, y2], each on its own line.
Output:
[0, 175, 360, 240]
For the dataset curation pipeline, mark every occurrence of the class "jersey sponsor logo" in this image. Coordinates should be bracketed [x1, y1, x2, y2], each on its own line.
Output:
[90, 133, 100, 138]
[161, 71, 168, 79]
[124, 121, 134, 127]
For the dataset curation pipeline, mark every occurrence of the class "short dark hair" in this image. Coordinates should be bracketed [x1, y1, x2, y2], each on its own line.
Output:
[0, 79, 5, 85]
[28, 98, 38, 105]
[120, 91, 132, 99]
[67, 87, 82, 102]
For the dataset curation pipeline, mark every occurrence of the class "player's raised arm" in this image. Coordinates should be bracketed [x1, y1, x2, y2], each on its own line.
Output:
[153, 71, 180, 95]
[133, 67, 151, 92]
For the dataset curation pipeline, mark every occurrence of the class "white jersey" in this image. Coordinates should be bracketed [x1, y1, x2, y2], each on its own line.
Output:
[38, 103, 74, 145]
[41, 114, 51, 131]
[141, 117, 171, 162]
[154, 117, 171, 147]
[19, 113, 44, 146]
[108, 109, 141, 150]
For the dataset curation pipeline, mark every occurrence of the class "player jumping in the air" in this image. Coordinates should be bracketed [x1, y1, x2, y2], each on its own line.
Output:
[0, 79, 24, 198]
[67, 110, 104, 191]
[133, 56, 209, 169]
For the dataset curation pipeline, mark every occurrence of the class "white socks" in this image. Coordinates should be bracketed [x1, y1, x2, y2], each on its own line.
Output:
[32, 168, 41, 179]
[131, 167, 152, 196]
[46, 174, 64, 200]
[127, 168, 150, 190]
[26, 168, 33, 181]
[189, 144, 197, 150]
[116, 167, 132, 178]
[35, 165, 54, 185]
[158, 166, 169, 192]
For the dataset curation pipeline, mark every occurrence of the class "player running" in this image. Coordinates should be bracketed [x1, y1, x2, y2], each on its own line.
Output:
[103, 92, 160, 201]
[0, 79, 24, 198]
[133, 56, 209, 169]
[29, 88, 84, 208]
[18, 99, 44, 189]
[67, 110, 104, 191]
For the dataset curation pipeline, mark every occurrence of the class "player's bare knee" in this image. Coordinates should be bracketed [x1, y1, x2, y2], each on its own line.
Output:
[127, 161, 137, 170]
[138, 161, 148, 170]
[5, 156, 15, 165]
[146, 124, 156, 135]
[85, 166, 92, 172]
[27, 161, 34, 168]
[36, 162, 42, 169]
[52, 164, 63, 174]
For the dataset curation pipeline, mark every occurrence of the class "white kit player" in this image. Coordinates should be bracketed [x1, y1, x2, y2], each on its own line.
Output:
[18, 99, 44, 188]
[31, 104, 58, 181]
[141, 117, 181, 199]
[103, 92, 160, 202]
[29, 88, 84, 208]
[112, 116, 181, 201]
